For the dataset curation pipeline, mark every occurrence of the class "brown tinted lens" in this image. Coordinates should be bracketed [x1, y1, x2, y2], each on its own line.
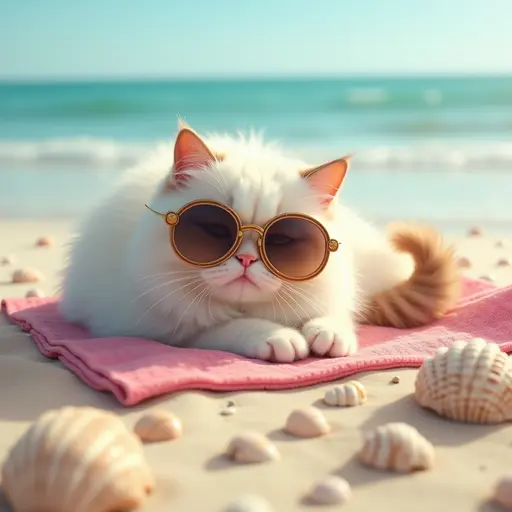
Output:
[264, 217, 328, 279]
[173, 204, 239, 264]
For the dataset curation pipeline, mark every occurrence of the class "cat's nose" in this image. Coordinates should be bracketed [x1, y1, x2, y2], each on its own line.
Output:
[236, 253, 258, 269]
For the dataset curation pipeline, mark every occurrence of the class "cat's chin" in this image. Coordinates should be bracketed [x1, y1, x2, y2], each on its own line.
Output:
[209, 277, 279, 304]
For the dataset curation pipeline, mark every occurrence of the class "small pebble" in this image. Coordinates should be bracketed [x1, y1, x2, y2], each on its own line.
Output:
[220, 407, 236, 416]
[390, 376, 400, 384]
[223, 495, 273, 512]
[457, 256, 472, 268]
[1, 255, 14, 266]
[493, 474, 512, 509]
[307, 475, 352, 505]
[35, 236, 54, 247]
[468, 226, 482, 237]
[11, 268, 44, 284]
[227, 400, 236, 407]
[480, 274, 495, 283]
[496, 258, 511, 267]
[496, 239, 508, 248]
[25, 289, 45, 298]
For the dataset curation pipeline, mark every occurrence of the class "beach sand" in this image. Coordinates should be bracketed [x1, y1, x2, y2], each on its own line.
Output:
[1, 220, 512, 512]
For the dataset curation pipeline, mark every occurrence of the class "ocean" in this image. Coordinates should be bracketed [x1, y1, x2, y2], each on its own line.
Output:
[1, 75, 512, 233]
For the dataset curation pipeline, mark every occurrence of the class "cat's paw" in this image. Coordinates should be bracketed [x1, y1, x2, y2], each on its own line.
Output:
[247, 328, 309, 363]
[302, 317, 358, 357]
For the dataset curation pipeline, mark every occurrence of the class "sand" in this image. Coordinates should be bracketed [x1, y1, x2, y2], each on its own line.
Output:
[1, 220, 512, 512]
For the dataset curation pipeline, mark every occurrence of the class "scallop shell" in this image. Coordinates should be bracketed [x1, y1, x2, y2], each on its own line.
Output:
[359, 422, 434, 473]
[35, 236, 54, 247]
[457, 256, 472, 268]
[414, 338, 512, 424]
[226, 432, 280, 463]
[133, 410, 182, 442]
[284, 407, 331, 438]
[324, 381, 367, 407]
[224, 494, 274, 512]
[1, 406, 154, 512]
[25, 288, 45, 298]
[11, 267, 44, 284]
[307, 475, 352, 505]
[493, 474, 512, 508]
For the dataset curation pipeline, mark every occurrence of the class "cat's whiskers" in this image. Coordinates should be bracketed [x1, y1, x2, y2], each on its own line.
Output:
[279, 286, 312, 324]
[276, 290, 304, 325]
[135, 279, 203, 325]
[131, 275, 202, 304]
[280, 282, 327, 315]
[135, 269, 200, 284]
[171, 283, 210, 335]
[272, 293, 288, 324]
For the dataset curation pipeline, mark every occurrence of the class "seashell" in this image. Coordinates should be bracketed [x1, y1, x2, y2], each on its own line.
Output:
[390, 376, 400, 384]
[324, 381, 367, 407]
[11, 267, 44, 284]
[493, 474, 512, 509]
[414, 338, 512, 424]
[359, 422, 434, 473]
[1, 406, 155, 512]
[468, 226, 482, 237]
[497, 258, 511, 267]
[35, 236, 54, 247]
[226, 432, 280, 463]
[480, 274, 495, 283]
[224, 494, 273, 512]
[457, 256, 472, 268]
[25, 288, 45, 298]
[133, 410, 182, 442]
[307, 475, 352, 505]
[1, 255, 14, 266]
[284, 407, 331, 438]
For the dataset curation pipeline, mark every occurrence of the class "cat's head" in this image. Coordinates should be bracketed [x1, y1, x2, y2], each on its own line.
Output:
[143, 123, 350, 306]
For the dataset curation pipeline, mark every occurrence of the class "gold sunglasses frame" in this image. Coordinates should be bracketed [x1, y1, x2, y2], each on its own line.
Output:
[145, 199, 339, 282]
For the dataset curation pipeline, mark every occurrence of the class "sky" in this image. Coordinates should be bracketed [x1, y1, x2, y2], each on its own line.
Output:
[2, 0, 512, 81]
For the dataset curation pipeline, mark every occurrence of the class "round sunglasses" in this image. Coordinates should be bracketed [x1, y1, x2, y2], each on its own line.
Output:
[145, 200, 339, 282]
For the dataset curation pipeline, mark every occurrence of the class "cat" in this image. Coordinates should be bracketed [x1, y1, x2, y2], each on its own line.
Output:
[59, 122, 460, 363]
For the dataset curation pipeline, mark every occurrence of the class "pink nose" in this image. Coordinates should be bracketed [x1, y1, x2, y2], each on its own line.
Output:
[236, 253, 257, 269]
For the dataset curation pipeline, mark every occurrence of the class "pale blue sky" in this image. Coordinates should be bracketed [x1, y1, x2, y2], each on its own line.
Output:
[2, 0, 512, 81]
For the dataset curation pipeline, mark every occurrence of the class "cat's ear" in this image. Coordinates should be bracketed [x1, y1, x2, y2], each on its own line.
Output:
[167, 128, 216, 190]
[300, 156, 351, 207]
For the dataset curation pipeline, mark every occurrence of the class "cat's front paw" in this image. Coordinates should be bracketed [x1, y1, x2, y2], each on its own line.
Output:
[247, 328, 309, 363]
[302, 317, 358, 357]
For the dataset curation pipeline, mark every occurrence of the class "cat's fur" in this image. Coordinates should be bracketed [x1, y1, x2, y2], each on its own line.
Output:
[59, 124, 460, 362]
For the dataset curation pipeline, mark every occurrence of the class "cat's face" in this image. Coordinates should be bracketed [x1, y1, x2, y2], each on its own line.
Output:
[137, 127, 349, 309]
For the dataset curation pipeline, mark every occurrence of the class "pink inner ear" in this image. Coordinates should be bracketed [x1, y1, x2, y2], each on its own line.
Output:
[301, 158, 349, 207]
[170, 129, 216, 189]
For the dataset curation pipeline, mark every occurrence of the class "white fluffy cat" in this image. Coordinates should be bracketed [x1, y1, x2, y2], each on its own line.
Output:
[59, 123, 460, 362]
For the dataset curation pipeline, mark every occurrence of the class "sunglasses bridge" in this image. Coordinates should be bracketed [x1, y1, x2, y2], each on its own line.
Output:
[238, 224, 265, 246]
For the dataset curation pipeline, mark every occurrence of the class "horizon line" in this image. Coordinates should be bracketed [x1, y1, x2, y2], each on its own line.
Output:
[1, 71, 512, 85]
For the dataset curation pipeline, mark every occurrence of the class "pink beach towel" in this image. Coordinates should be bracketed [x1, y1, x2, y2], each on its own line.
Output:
[2, 277, 511, 406]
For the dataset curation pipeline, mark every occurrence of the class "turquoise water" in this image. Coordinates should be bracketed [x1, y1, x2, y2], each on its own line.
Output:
[1, 76, 512, 232]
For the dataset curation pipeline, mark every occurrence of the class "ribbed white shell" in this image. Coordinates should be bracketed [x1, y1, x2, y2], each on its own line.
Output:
[1, 406, 154, 512]
[323, 381, 367, 406]
[359, 422, 435, 473]
[414, 338, 512, 424]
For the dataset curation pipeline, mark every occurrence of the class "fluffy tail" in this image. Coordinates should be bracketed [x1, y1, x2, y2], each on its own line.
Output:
[362, 223, 461, 328]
